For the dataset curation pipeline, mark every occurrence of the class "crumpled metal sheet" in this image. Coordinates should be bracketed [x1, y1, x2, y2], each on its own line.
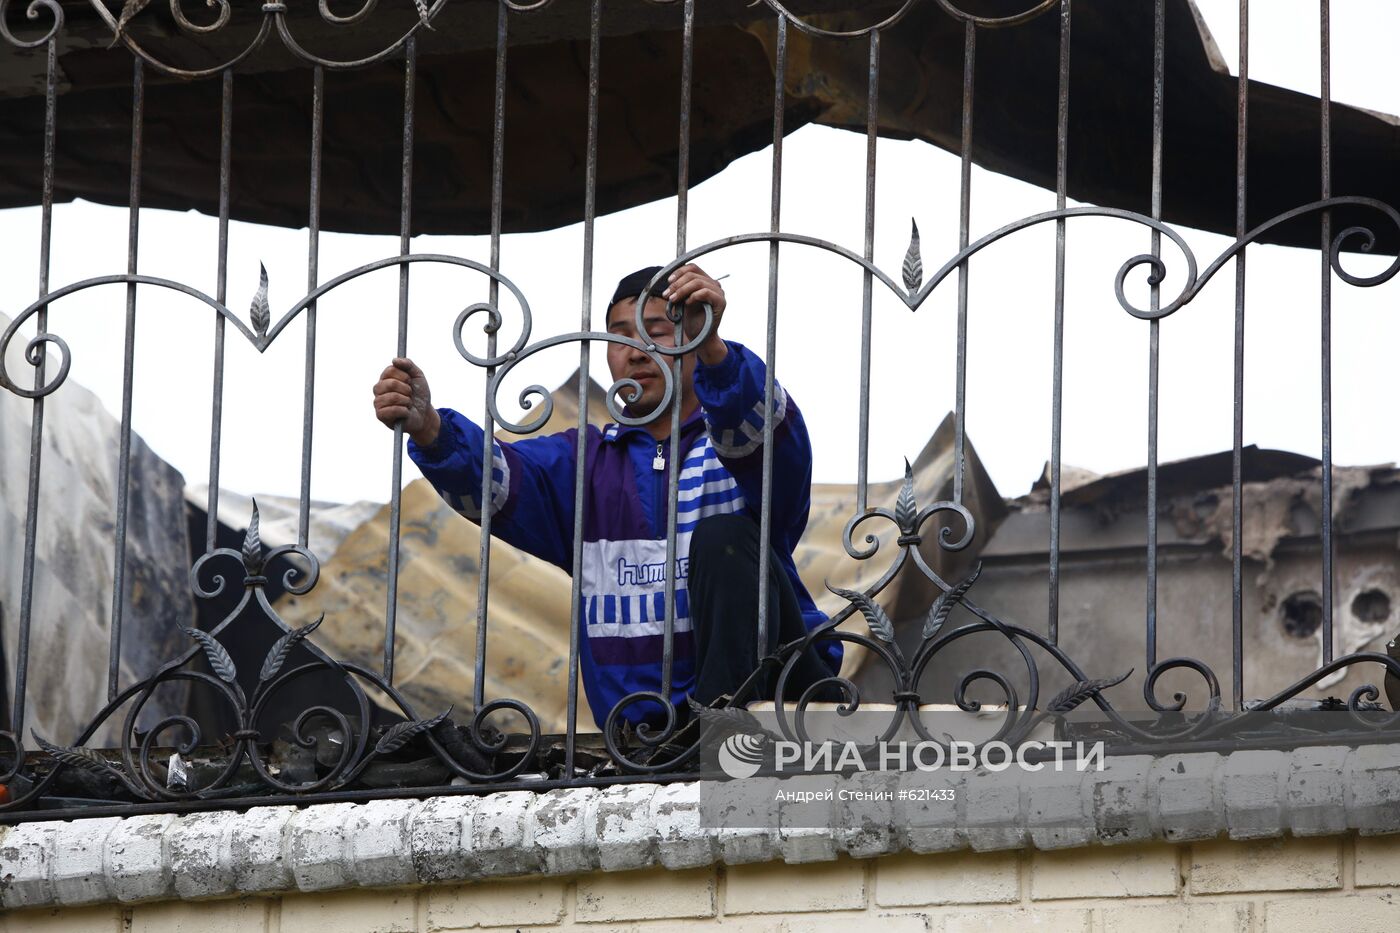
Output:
[0, 1, 1392, 250]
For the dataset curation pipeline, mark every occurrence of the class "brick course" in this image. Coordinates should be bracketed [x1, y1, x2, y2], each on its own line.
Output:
[3, 753, 1400, 931]
[0, 829, 1395, 931]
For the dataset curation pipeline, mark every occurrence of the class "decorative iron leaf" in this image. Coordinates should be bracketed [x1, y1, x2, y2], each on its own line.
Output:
[413, 0, 433, 27]
[902, 218, 923, 293]
[923, 562, 983, 640]
[1046, 668, 1133, 713]
[686, 697, 765, 737]
[184, 627, 238, 684]
[250, 262, 270, 338]
[32, 733, 129, 785]
[895, 458, 917, 533]
[259, 614, 324, 684]
[375, 707, 452, 755]
[241, 500, 262, 574]
[827, 584, 895, 645]
[113, 0, 152, 41]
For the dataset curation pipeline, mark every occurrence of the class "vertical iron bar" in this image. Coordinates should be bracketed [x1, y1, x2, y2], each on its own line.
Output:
[1145, 0, 1164, 671]
[474, 0, 508, 710]
[953, 21, 974, 504]
[1319, 0, 1333, 666]
[755, 16, 786, 663]
[660, 0, 695, 702]
[675, 0, 693, 258]
[1231, 0, 1249, 710]
[661, 344, 682, 702]
[383, 38, 417, 683]
[565, 0, 602, 775]
[1048, 0, 1070, 646]
[205, 70, 233, 553]
[299, 66, 325, 548]
[12, 35, 59, 736]
[109, 58, 144, 701]
[856, 30, 879, 515]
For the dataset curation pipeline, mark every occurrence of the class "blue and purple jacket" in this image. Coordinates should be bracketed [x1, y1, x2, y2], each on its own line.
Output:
[407, 340, 840, 728]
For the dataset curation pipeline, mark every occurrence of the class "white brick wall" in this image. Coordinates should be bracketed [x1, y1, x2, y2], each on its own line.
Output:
[1263, 894, 1400, 932]
[6, 750, 1400, 931]
[725, 859, 865, 914]
[10, 745, 1400, 913]
[427, 876, 567, 929]
[3, 835, 1400, 931]
[875, 851, 1019, 907]
[1099, 902, 1250, 933]
[1188, 836, 1341, 895]
[574, 865, 715, 923]
[1030, 844, 1178, 900]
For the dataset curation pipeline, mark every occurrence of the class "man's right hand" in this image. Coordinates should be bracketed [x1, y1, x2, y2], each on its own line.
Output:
[373, 357, 441, 448]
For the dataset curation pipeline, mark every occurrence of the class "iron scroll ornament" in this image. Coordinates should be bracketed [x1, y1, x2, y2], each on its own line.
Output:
[646, 197, 1400, 326]
[7, 334, 1400, 799]
[600, 462, 1400, 775]
[0, 0, 1057, 66]
[2, 194, 1397, 399]
[0, 0, 62, 48]
[0, 256, 528, 397]
[752, 0, 1060, 41]
[53, 0, 444, 77]
[0, 253, 687, 433]
[776, 465, 1400, 751]
[0, 502, 543, 811]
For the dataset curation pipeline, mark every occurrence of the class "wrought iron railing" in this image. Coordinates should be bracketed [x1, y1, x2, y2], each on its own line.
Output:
[2, 0, 1400, 822]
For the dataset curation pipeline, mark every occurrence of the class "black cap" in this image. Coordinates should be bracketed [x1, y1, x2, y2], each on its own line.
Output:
[608, 266, 667, 310]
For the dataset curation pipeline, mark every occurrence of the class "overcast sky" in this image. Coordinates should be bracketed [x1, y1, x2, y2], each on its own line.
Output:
[2, 0, 1397, 508]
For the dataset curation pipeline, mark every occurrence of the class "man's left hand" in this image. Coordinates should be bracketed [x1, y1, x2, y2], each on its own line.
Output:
[663, 263, 728, 366]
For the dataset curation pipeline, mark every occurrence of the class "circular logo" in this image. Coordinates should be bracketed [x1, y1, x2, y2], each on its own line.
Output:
[717, 732, 766, 780]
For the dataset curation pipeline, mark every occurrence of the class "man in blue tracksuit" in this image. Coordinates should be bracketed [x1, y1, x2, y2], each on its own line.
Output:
[372, 264, 840, 729]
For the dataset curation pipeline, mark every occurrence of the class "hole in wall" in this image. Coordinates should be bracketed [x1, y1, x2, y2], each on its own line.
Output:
[1352, 588, 1392, 623]
[1281, 591, 1324, 639]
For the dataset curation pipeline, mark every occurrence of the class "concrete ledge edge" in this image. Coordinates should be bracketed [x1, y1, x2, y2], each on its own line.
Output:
[2, 743, 1397, 909]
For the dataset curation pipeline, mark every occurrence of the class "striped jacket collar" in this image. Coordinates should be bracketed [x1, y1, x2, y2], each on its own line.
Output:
[602, 407, 706, 444]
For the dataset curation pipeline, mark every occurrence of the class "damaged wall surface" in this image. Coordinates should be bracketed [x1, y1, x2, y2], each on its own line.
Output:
[0, 313, 192, 746]
[935, 447, 1400, 712]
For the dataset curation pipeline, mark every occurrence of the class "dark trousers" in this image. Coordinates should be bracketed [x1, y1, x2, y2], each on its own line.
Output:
[687, 513, 836, 707]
